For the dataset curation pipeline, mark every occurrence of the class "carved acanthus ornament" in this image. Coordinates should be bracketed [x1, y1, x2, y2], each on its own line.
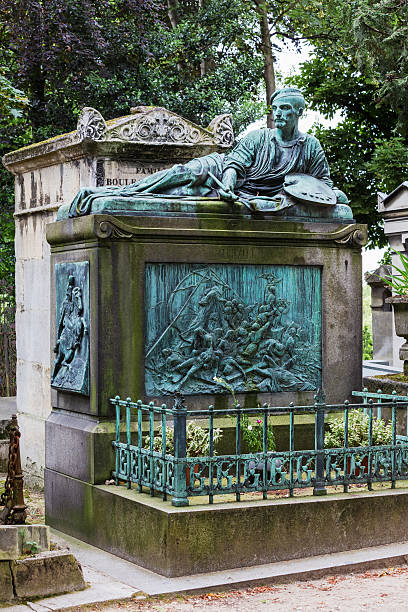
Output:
[96, 220, 134, 240]
[75, 106, 234, 148]
[77, 107, 107, 141]
[334, 228, 367, 247]
[207, 114, 234, 147]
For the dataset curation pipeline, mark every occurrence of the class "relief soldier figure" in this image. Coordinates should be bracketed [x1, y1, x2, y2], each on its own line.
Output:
[51, 275, 88, 389]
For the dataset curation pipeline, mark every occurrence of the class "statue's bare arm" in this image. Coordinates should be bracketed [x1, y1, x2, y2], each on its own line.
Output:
[219, 168, 238, 202]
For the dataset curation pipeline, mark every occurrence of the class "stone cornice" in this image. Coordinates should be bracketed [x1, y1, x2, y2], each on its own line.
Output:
[46, 214, 367, 249]
[3, 107, 234, 174]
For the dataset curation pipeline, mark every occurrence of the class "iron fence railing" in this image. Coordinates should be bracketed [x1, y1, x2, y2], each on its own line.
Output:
[111, 390, 408, 507]
[0, 280, 16, 397]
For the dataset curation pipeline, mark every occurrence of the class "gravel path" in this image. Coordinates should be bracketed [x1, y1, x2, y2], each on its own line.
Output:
[76, 565, 408, 611]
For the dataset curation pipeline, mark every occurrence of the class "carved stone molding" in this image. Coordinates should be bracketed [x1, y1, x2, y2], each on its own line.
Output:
[96, 220, 134, 240]
[207, 114, 234, 147]
[89, 217, 367, 248]
[77, 107, 106, 141]
[107, 108, 210, 145]
[334, 227, 367, 247]
[75, 106, 234, 148]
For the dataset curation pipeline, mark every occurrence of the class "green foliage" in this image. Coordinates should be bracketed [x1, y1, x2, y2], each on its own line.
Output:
[147, 422, 222, 457]
[0, 73, 28, 118]
[241, 413, 276, 453]
[352, 0, 408, 136]
[362, 324, 373, 360]
[379, 249, 408, 296]
[367, 137, 408, 195]
[379, 248, 392, 266]
[325, 410, 392, 448]
[288, 3, 408, 247]
[213, 375, 275, 453]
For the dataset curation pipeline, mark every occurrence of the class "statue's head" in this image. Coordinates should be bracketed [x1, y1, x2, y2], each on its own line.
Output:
[270, 88, 305, 131]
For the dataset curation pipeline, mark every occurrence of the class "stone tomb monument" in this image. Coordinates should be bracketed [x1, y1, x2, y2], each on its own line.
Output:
[43, 89, 367, 575]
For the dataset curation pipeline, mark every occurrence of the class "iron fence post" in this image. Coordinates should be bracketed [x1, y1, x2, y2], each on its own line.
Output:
[172, 394, 189, 507]
[313, 390, 327, 496]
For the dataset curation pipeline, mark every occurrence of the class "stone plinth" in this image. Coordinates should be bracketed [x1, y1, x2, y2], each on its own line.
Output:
[365, 265, 393, 363]
[46, 214, 366, 418]
[2, 106, 232, 486]
[45, 474, 408, 577]
[44, 213, 367, 562]
[0, 525, 50, 560]
[378, 183, 408, 370]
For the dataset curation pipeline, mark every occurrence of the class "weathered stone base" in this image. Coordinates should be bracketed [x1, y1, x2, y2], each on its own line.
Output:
[0, 525, 50, 560]
[363, 375, 408, 396]
[0, 551, 85, 603]
[45, 468, 408, 578]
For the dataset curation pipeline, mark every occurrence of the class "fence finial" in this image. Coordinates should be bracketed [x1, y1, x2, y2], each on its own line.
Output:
[314, 387, 326, 405]
[173, 391, 186, 410]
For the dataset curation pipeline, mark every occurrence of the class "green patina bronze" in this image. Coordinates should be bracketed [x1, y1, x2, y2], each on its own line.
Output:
[59, 88, 352, 221]
[51, 262, 90, 395]
[145, 263, 322, 396]
[112, 390, 408, 507]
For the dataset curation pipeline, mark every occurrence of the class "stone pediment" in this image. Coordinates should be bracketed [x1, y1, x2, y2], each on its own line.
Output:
[378, 182, 408, 215]
[3, 106, 234, 174]
[76, 106, 234, 148]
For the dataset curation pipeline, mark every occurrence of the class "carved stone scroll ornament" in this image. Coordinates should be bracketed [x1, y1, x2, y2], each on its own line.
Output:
[334, 228, 367, 247]
[96, 220, 133, 240]
[77, 107, 107, 141]
[207, 114, 234, 147]
[106, 108, 213, 145]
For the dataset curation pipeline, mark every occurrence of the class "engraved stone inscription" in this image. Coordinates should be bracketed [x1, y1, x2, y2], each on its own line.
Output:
[51, 262, 90, 395]
[104, 170, 165, 187]
[100, 159, 168, 188]
[145, 263, 322, 396]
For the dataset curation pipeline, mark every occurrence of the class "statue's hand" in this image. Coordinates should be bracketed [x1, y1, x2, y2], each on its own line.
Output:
[219, 188, 239, 202]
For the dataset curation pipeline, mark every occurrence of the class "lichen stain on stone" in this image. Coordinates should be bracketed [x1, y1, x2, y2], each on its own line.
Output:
[17, 173, 26, 210]
[10, 130, 75, 154]
[30, 172, 37, 208]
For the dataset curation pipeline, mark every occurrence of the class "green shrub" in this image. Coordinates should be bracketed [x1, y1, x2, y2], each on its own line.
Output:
[362, 324, 373, 360]
[325, 410, 392, 448]
[146, 421, 222, 457]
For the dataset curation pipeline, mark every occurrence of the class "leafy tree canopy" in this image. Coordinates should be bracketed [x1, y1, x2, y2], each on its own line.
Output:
[289, 0, 408, 247]
[353, 0, 408, 135]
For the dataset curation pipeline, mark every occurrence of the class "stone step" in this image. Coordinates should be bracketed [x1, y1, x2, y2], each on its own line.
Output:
[50, 529, 408, 596]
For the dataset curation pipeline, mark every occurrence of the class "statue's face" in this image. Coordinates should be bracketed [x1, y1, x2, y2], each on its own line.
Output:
[271, 96, 302, 130]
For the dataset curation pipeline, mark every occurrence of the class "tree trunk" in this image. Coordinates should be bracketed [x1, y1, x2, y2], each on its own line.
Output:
[167, 0, 183, 73]
[167, 0, 179, 28]
[256, 3, 276, 128]
[198, 0, 210, 76]
[28, 68, 46, 132]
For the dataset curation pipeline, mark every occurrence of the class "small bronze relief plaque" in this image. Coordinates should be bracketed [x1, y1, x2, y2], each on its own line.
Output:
[145, 263, 322, 396]
[51, 262, 90, 395]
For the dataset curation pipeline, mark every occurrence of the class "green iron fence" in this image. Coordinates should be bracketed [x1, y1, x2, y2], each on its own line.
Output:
[111, 389, 408, 507]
